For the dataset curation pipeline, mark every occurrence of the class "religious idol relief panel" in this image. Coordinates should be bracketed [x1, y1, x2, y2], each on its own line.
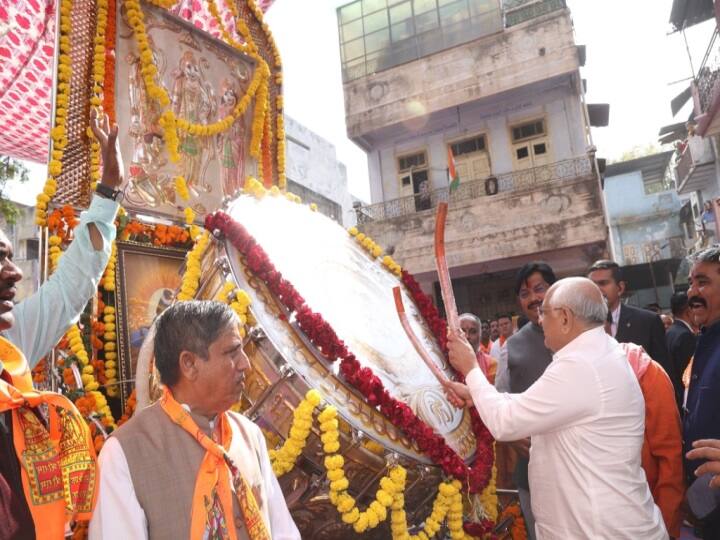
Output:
[116, 2, 254, 220]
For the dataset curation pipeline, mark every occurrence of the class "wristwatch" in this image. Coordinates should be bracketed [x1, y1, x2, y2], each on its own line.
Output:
[95, 183, 123, 202]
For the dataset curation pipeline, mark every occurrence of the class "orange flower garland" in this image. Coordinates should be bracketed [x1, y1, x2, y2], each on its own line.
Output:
[103, 0, 117, 123]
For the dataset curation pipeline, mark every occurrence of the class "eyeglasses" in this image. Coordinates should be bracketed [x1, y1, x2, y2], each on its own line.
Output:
[518, 283, 548, 300]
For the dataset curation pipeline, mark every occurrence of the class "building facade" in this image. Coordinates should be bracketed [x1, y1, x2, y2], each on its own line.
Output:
[0, 202, 40, 302]
[665, 1, 720, 251]
[337, 0, 608, 319]
[284, 115, 358, 227]
[603, 152, 688, 308]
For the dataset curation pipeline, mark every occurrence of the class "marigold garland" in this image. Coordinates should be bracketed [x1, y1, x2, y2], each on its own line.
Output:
[215, 281, 252, 337]
[88, 0, 110, 190]
[102, 305, 119, 398]
[35, 0, 72, 226]
[318, 405, 398, 533]
[103, 0, 117, 122]
[118, 389, 137, 426]
[268, 389, 321, 476]
[176, 231, 211, 301]
[496, 502, 527, 540]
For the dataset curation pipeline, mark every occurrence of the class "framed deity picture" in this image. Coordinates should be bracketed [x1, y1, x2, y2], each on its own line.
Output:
[115, 242, 187, 406]
[115, 1, 256, 221]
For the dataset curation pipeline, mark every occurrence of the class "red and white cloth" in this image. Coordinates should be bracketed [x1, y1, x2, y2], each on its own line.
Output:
[0, 0, 275, 163]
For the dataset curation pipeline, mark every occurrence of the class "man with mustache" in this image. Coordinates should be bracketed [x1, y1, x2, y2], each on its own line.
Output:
[489, 319, 500, 342]
[0, 109, 122, 539]
[90, 301, 300, 539]
[587, 260, 673, 391]
[500, 261, 557, 540]
[683, 247, 720, 539]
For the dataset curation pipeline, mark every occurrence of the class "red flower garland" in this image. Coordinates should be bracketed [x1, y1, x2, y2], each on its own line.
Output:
[205, 211, 494, 494]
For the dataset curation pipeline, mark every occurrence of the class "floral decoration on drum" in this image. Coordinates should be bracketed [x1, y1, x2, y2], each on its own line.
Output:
[204, 210, 495, 497]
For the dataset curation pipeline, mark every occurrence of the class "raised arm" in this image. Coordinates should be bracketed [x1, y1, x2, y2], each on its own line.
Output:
[3, 109, 122, 366]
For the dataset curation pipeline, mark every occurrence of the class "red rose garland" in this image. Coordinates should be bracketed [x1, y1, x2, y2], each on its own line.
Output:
[205, 211, 494, 495]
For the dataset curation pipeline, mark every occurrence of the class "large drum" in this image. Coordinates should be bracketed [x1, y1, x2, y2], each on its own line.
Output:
[139, 193, 479, 538]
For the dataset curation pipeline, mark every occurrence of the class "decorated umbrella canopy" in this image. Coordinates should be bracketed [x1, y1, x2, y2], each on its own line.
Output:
[0, 0, 276, 163]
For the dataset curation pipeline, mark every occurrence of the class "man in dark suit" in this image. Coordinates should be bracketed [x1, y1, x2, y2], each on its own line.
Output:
[666, 292, 697, 403]
[587, 260, 673, 381]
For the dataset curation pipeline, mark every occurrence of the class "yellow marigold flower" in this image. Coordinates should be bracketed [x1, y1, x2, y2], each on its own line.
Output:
[184, 206, 195, 225]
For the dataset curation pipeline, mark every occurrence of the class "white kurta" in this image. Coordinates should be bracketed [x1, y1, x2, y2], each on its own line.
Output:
[466, 326, 668, 540]
[89, 433, 300, 540]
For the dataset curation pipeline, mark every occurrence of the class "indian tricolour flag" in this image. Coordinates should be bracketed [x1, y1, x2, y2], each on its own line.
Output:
[447, 146, 460, 193]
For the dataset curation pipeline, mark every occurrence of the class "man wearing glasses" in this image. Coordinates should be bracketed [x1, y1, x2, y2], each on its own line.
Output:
[503, 261, 557, 540]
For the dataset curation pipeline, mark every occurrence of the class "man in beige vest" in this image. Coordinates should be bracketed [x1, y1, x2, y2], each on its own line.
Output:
[89, 301, 300, 539]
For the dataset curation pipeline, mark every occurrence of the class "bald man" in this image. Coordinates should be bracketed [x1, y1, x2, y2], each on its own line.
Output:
[444, 278, 668, 540]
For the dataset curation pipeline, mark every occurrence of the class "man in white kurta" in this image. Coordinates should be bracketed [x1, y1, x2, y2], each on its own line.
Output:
[446, 277, 668, 540]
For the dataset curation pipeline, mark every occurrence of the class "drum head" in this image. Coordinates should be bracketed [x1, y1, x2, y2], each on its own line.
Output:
[224, 194, 476, 462]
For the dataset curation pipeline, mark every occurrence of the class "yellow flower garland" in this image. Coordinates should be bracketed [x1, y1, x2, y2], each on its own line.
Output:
[48, 234, 63, 272]
[35, 0, 72, 226]
[347, 226, 403, 276]
[215, 281, 252, 337]
[221, 0, 286, 185]
[479, 446, 498, 523]
[102, 306, 119, 398]
[269, 389, 321, 476]
[318, 405, 399, 533]
[174, 176, 190, 201]
[176, 231, 210, 301]
[88, 0, 109, 190]
[102, 242, 117, 292]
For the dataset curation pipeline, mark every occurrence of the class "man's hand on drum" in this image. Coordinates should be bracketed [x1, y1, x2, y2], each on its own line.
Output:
[442, 379, 473, 409]
[447, 330, 477, 377]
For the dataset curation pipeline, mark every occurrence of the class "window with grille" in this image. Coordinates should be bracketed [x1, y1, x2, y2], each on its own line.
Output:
[450, 135, 486, 157]
[397, 151, 427, 172]
[511, 119, 545, 142]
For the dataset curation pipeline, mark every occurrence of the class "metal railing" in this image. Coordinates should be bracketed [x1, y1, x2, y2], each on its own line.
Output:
[696, 28, 720, 114]
[673, 136, 715, 190]
[355, 155, 594, 224]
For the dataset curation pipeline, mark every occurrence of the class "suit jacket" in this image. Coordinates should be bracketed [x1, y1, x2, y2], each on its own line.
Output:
[615, 304, 673, 382]
[684, 320, 720, 478]
[665, 319, 697, 401]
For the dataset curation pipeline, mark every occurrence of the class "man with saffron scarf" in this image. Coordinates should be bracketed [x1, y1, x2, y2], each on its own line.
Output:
[0, 109, 121, 539]
[89, 301, 300, 539]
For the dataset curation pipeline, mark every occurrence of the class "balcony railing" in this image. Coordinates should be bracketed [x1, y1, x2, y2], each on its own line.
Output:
[696, 28, 720, 114]
[505, 0, 567, 27]
[674, 136, 715, 191]
[355, 155, 593, 224]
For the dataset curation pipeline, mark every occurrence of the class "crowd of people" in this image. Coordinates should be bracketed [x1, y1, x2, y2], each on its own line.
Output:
[1, 113, 720, 540]
[445, 253, 720, 539]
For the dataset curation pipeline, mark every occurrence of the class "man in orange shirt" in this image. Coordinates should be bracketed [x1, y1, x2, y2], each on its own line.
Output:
[605, 314, 684, 538]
